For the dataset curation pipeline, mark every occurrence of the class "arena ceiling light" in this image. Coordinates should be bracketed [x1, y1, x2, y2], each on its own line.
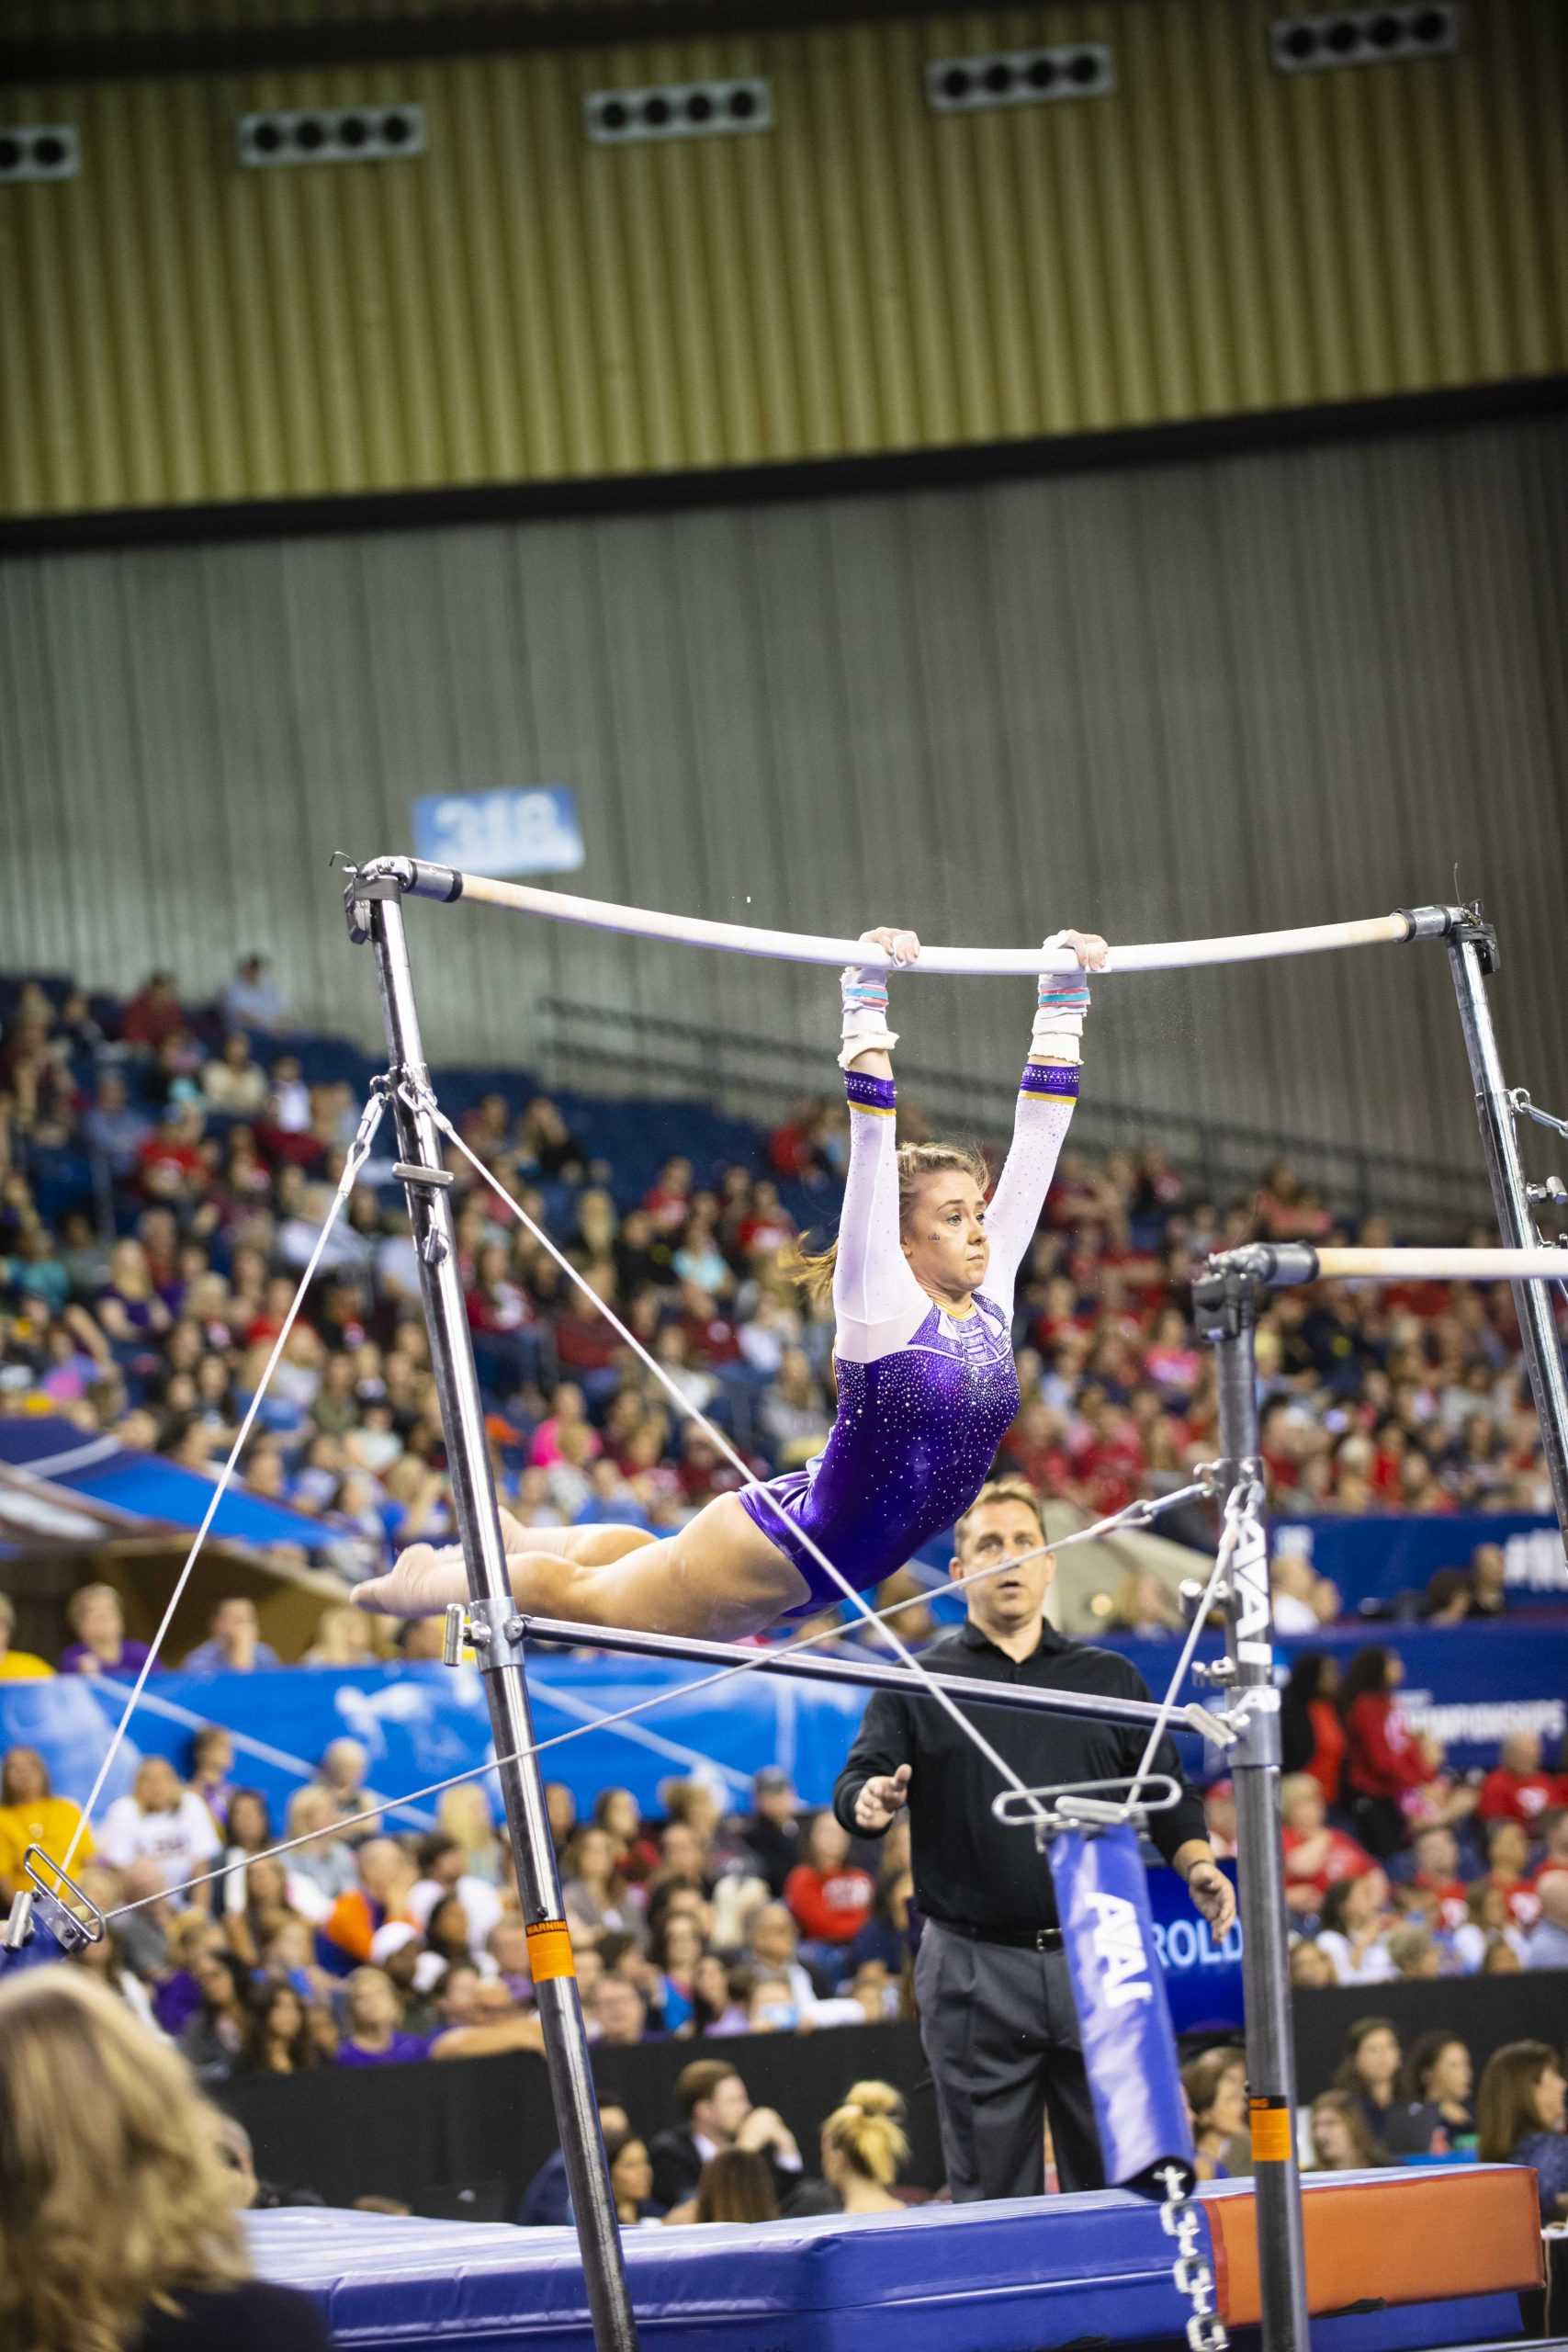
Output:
[584, 77, 773, 144]
[0, 125, 79, 183]
[236, 104, 427, 169]
[1270, 6, 1460, 73]
[926, 44, 1113, 115]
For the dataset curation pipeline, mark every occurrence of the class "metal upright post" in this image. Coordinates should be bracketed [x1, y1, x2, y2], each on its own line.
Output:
[1447, 916, 1568, 1543]
[1192, 1261, 1311, 2352]
[356, 888, 638, 2352]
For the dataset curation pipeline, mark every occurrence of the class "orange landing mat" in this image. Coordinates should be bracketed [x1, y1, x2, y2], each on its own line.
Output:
[1205, 2165, 1543, 2327]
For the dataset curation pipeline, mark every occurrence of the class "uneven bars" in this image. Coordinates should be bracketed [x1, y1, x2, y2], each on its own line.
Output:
[355, 858, 1453, 978]
[517, 1613, 1233, 1741]
[1215, 1242, 1568, 1285]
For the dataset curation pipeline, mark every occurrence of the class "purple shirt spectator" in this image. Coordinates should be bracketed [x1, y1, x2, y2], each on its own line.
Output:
[59, 1637, 159, 1679]
[152, 1969, 205, 2040]
[335, 2031, 435, 2066]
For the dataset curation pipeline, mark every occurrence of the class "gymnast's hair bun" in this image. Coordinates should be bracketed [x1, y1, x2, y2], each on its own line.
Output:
[840, 2079, 904, 2119]
[823, 2079, 909, 2187]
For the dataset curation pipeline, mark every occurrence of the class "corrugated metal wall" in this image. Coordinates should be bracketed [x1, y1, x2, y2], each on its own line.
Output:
[3, 1, 1564, 515]
[3, 410, 1565, 1181]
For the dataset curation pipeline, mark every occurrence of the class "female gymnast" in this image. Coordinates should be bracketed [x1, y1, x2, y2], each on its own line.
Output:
[355, 923, 1106, 1640]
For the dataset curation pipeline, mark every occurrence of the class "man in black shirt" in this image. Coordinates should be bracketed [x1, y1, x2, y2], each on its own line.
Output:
[833, 1478, 1235, 2201]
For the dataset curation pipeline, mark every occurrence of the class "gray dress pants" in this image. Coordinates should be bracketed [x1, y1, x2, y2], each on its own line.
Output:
[914, 1918, 1105, 2199]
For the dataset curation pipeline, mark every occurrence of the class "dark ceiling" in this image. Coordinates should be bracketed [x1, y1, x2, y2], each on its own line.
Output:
[5, 0, 1109, 87]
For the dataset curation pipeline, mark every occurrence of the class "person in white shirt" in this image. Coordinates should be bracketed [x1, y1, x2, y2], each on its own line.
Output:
[407, 1834, 503, 1953]
[743, 1901, 821, 2018]
[1316, 1867, 1399, 1985]
[1270, 1556, 1327, 1636]
[1524, 1877, 1568, 1971]
[98, 1756, 222, 1907]
[220, 954, 287, 1035]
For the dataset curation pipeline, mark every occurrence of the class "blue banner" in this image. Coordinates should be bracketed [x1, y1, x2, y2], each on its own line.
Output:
[1110, 1617, 1568, 1778]
[0, 1657, 865, 1838]
[411, 786, 585, 877]
[1273, 1511, 1566, 1611]
[1144, 1858, 1245, 2034]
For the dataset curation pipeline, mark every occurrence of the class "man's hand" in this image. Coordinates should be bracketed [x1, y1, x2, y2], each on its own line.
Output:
[1185, 1859, 1237, 1940]
[853, 1763, 911, 1832]
[737, 2107, 801, 2164]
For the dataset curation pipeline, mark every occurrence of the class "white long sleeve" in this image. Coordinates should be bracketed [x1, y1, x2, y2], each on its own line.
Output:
[980, 1066, 1080, 1309]
[831, 1070, 928, 1363]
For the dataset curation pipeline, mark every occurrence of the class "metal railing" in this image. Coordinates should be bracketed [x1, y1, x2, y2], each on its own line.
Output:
[536, 998, 1494, 1237]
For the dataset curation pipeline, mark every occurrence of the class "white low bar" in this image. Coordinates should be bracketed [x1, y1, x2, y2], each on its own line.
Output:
[1316, 1246, 1568, 1283]
[441, 869, 1414, 977]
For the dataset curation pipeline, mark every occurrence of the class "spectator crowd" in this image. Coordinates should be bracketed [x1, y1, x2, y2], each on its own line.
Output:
[1, 1715, 1564, 2222]
[0, 959, 1561, 1613]
[0, 959, 1565, 2226]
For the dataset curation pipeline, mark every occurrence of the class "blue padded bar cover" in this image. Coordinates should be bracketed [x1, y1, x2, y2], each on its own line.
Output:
[1049, 1823, 1197, 2196]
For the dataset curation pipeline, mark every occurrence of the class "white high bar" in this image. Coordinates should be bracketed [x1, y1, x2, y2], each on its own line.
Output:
[365, 859, 1429, 977]
[1315, 1247, 1568, 1283]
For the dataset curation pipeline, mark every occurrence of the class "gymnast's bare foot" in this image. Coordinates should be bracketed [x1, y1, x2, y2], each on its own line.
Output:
[352, 1542, 468, 1619]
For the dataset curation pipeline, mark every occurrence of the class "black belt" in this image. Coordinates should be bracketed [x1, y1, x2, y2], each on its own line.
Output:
[934, 1917, 1063, 1953]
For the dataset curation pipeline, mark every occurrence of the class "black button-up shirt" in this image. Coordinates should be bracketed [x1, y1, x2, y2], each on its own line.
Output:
[831, 1616, 1208, 1932]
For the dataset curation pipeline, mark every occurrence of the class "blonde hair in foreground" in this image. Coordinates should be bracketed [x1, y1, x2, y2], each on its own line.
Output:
[783, 1140, 991, 1309]
[0, 1969, 250, 2352]
[821, 2079, 909, 2186]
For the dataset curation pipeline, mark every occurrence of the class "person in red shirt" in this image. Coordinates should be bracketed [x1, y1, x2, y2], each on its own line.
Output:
[1340, 1645, 1432, 1860]
[1477, 1732, 1560, 1830]
[736, 1182, 795, 1261]
[120, 969, 186, 1050]
[642, 1157, 694, 1234]
[1478, 1817, 1542, 1930]
[784, 1813, 874, 1958]
[134, 1105, 207, 1203]
[674, 1426, 747, 1511]
[1406, 1824, 1472, 1933]
[1280, 1652, 1348, 1807]
[999, 1396, 1073, 1495]
[1281, 1774, 1372, 1915]
[678, 1283, 743, 1367]
[767, 1102, 818, 1182]
[553, 1287, 625, 1379]
[1067, 1392, 1145, 1520]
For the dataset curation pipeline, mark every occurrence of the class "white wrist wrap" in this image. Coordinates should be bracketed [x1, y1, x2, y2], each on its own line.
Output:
[839, 964, 898, 1070]
[1032, 932, 1089, 1067]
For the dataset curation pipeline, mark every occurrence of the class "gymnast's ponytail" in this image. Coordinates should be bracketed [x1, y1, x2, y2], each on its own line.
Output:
[820, 2080, 909, 2187]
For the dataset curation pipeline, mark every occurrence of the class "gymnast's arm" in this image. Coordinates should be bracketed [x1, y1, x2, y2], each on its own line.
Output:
[833, 925, 929, 1357]
[982, 928, 1106, 1294]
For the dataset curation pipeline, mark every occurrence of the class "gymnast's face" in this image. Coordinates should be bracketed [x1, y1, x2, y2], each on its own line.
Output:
[900, 1171, 988, 1306]
[950, 1499, 1054, 1639]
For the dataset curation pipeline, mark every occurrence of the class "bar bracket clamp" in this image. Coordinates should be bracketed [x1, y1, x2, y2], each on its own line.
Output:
[1446, 900, 1500, 975]
[443, 1595, 532, 1674]
[1213, 1682, 1282, 1771]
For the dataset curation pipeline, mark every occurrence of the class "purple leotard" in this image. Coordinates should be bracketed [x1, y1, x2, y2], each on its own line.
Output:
[737, 1059, 1079, 1609]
